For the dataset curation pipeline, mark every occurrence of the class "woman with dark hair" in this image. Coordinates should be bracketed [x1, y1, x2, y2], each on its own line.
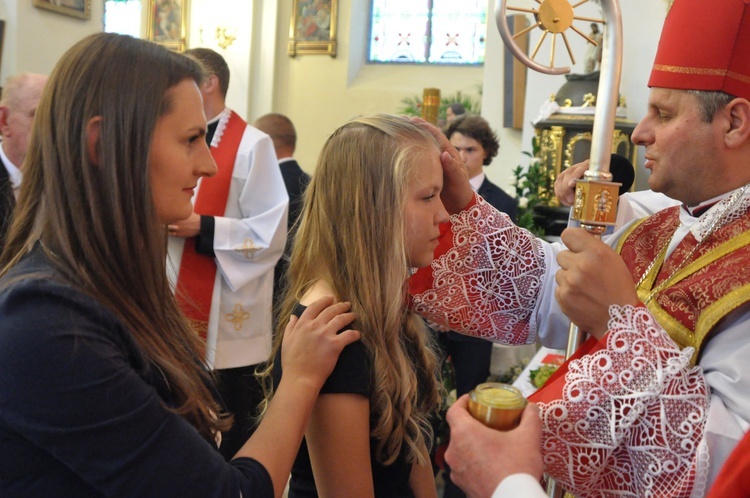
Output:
[0, 33, 358, 497]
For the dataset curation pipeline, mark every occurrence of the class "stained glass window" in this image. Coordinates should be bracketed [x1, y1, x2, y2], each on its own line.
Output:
[369, 0, 487, 65]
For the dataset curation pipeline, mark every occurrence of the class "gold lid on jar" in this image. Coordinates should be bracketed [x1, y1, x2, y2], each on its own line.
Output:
[468, 382, 527, 431]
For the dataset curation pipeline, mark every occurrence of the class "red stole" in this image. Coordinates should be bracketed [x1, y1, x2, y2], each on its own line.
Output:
[175, 111, 246, 339]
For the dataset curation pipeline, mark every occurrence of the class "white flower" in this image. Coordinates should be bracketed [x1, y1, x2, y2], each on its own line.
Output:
[509, 175, 518, 187]
[528, 157, 541, 166]
[518, 197, 529, 209]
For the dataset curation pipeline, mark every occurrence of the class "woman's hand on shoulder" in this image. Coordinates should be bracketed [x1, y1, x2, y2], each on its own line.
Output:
[281, 296, 360, 391]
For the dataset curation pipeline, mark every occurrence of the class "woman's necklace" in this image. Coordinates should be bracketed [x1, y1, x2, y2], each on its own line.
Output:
[637, 181, 750, 305]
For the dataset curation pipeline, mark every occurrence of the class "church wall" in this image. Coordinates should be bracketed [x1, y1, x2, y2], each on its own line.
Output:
[3, 0, 671, 194]
[186, 0, 258, 124]
[271, 0, 485, 173]
[0, 0, 104, 83]
[270, 0, 670, 194]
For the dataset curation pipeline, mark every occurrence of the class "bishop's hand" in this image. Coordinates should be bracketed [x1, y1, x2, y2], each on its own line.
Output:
[555, 227, 640, 339]
[411, 117, 473, 214]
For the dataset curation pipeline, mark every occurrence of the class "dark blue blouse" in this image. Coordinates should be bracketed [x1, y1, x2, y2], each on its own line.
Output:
[0, 248, 272, 497]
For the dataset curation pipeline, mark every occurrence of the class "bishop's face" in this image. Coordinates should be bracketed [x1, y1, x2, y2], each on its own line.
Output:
[632, 88, 725, 206]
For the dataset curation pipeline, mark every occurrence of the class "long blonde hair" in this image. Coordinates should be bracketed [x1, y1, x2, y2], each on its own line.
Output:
[0, 33, 228, 439]
[264, 115, 442, 465]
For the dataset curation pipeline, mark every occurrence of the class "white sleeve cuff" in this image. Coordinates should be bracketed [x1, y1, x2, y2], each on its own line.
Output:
[491, 473, 547, 498]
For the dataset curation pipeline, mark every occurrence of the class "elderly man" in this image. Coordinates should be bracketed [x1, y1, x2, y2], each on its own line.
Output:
[0, 73, 47, 251]
[410, 0, 750, 496]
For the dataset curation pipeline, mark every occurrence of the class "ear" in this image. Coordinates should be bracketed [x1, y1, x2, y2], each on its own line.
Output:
[86, 116, 103, 166]
[724, 98, 750, 149]
[0, 106, 11, 137]
[202, 74, 219, 95]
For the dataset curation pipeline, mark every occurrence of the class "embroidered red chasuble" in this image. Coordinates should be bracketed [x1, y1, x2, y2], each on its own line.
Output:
[175, 111, 246, 339]
[531, 205, 750, 408]
[616, 205, 750, 363]
[526, 205, 750, 494]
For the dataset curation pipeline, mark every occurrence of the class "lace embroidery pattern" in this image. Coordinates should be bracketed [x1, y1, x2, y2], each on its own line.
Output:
[210, 107, 233, 147]
[539, 305, 710, 497]
[410, 196, 546, 344]
[691, 182, 750, 242]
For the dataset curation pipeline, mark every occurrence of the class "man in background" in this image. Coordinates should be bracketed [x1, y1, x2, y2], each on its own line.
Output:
[167, 48, 288, 460]
[253, 113, 311, 314]
[445, 103, 466, 123]
[0, 73, 47, 252]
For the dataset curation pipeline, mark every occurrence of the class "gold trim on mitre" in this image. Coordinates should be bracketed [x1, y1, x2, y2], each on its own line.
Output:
[653, 64, 727, 76]
[728, 71, 750, 85]
[652, 65, 750, 85]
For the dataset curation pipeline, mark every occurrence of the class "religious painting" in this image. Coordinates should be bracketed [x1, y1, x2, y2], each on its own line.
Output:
[147, 0, 189, 52]
[288, 0, 338, 57]
[32, 0, 91, 20]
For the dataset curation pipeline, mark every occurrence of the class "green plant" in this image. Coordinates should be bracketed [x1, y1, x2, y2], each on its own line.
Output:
[529, 364, 560, 389]
[492, 357, 530, 384]
[511, 137, 547, 236]
[397, 89, 482, 123]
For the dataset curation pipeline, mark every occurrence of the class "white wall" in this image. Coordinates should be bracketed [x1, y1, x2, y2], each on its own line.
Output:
[480, 0, 523, 194]
[187, 0, 255, 118]
[0, 0, 104, 82]
[271, 0, 485, 171]
[0, 0, 263, 124]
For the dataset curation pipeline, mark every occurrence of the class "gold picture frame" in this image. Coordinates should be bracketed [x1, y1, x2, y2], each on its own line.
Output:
[288, 0, 337, 57]
[147, 0, 189, 52]
[32, 0, 91, 20]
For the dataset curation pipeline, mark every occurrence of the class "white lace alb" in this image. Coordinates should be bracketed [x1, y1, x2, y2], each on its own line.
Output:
[410, 196, 546, 345]
[539, 305, 709, 497]
[409, 197, 711, 497]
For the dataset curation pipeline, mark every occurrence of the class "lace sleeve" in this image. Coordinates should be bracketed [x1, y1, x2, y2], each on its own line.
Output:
[536, 305, 710, 498]
[409, 194, 547, 345]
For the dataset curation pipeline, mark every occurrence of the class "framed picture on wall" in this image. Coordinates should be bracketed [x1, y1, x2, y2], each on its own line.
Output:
[147, 0, 188, 52]
[288, 0, 337, 57]
[32, 0, 91, 20]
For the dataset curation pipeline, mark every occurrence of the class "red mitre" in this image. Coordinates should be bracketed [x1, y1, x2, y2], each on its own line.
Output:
[648, 0, 750, 100]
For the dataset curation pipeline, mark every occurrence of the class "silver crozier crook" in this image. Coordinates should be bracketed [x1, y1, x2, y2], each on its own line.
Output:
[495, 0, 624, 496]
